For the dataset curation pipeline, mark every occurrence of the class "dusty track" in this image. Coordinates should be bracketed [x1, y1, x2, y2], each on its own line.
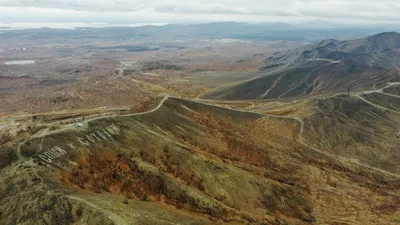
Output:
[306, 58, 341, 63]
[8, 82, 398, 224]
[188, 83, 400, 178]
[84, 95, 170, 123]
[14, 83, 400, 178]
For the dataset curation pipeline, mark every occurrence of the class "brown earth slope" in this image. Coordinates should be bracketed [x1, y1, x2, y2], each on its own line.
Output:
[201, 32, 400, 101]
[1, 90, 399, 224]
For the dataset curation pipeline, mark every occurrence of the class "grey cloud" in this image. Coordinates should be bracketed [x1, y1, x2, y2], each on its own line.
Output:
[0, 0, 394, 13]
[0, 0, 400, 24]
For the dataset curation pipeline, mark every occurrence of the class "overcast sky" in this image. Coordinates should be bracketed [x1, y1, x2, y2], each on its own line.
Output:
[1, 0, 400, 28]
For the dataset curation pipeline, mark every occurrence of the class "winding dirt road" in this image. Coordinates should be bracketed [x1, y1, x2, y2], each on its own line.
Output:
[85, 95, 169, 123]
[16, 82, 400, 178]
[187, 82, 400, 178]
[306, 58, 341, 64]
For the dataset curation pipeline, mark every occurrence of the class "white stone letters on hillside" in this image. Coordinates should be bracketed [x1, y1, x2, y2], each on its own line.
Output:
[37, 124, 121, 165]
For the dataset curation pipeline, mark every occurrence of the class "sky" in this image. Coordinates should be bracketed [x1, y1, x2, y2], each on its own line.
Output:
[1, 0, 400, 28]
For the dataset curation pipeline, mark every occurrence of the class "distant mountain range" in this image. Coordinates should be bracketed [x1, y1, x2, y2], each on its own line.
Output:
[202, 32, 400, 100]
[1, 22, 400, 42]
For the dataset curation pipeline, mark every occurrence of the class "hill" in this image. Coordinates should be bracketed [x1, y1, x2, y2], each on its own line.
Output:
[266, 32, 400, 67]
[201, 32, 400, 100]
[340, 32, 400, 53]
[1, 90, 399, 224]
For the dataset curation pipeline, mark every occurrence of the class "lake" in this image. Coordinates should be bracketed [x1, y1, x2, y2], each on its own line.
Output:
[5, 60, 35, 65]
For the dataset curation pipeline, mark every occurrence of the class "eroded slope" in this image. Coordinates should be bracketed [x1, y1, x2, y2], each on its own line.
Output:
[0, 95, 399, 225]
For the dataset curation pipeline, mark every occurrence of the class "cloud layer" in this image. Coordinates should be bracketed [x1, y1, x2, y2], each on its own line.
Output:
[1, 0, 400, 25]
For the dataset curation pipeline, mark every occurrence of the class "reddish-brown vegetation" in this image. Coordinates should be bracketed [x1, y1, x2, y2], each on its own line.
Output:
[0, 134, 13, 145]
[189, 111, 271, 167]
[60, 152, 231, 220]
[158, 146, 206, 192]
[62, 153, 165, 200]
[127, 96, 158, 114]
[375, 195, 400, 215]
[261, 184, 314, 223]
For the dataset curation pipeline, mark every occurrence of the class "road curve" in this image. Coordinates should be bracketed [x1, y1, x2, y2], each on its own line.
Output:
[24, 82, 400, 178]
[306, 58, 341, 64]
[85, 95, 170, 123]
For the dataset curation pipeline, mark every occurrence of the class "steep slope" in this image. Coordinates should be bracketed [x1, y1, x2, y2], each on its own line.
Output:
[343, 32, 400, 53]
[1, 92, 399, 224]
[266, 32, 400, 66]
[202, 32, 400, 101]
[301, 32, 400, 54]
[302, 94, 400, 174]
[1, 98, 312, 224]
[203, 61, 399, 100]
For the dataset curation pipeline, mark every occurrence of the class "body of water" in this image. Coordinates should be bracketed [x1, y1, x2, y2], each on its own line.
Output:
[5, 60, 35, 65]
